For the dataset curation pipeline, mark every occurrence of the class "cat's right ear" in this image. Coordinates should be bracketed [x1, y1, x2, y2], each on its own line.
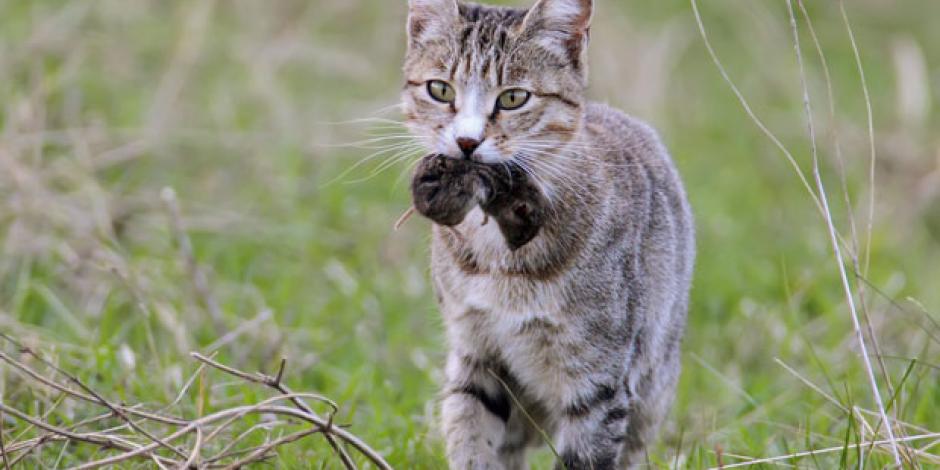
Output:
[520, 0, 592, 68]
[407, 0, 459, 48]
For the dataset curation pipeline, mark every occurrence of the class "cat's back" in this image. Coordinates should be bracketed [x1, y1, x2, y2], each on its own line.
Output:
[583, 102, 678, 184]
[581, 101, 694, 275]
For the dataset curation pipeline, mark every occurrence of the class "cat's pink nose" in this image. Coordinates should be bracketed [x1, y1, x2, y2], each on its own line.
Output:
[456, 137, 482, 159]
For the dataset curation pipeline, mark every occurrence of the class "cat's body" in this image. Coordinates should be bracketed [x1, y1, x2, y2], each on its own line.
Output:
[402, 1, 694, 468]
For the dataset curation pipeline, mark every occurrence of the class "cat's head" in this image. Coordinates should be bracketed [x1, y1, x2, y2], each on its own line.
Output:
[402, 0, 592, 164]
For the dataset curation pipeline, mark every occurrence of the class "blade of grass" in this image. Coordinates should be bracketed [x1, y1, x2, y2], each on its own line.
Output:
[838, 0, 877, 277]
[688, 0, 823, 216]
[486, 368, 563, 468]
[786, 0, 899, 464]
[796, 0, 896, 419]
[712, 432, 940, 469]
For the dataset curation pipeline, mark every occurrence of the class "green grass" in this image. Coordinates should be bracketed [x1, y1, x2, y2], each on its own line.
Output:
[1, 0, 939, 468]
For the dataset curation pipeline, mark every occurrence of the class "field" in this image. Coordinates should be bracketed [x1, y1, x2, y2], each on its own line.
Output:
[1, 0, 939, 468]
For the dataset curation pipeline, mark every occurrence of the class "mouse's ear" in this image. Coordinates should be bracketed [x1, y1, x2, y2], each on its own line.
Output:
[407, 0, 460, 49]
[519, 0, 593, 68]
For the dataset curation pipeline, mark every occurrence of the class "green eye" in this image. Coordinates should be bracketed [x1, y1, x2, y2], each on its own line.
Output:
[427, 80, 456, 103]
[497, 89, 531, 110]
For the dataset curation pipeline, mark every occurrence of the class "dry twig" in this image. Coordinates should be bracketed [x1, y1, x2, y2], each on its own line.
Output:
[394, 205, 416, 231]
[191, 352, 359, 470]
[0, 334, 392, 469]
[0, 407, 11, 470]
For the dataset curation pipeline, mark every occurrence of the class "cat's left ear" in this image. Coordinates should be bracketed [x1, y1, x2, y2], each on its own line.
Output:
[407, 0, 459, 48]
[521, 0, 593, 65]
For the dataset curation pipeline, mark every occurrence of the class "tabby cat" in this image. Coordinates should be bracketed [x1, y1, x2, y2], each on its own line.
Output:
[401, 0, 695, 468]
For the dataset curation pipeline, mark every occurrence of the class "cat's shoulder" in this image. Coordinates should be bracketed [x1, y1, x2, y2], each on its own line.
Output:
[583, 102, 664, 151]
[583, 101, 673, 173]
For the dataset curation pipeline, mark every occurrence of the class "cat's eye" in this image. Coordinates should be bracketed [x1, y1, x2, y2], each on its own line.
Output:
[427, 80, 456, 103]
[497, 89, 531, 111]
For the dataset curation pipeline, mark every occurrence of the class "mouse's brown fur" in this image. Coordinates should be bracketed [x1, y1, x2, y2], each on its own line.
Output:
[411, 154, 546, 250]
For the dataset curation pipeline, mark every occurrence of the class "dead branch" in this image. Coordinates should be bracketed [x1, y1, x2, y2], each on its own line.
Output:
[182, 426, 203, 468]
[0, 403, 181, 468]
[203, 421, 287, 464]
[0, 334, 392, 469]
[221, 427, 323, 469]
[6, 405, 123, 466]
[0, 407, 11, 470]
[71, 398, 372, 470]
[190, 352, 357, 470]
[0, 336, 188, 427]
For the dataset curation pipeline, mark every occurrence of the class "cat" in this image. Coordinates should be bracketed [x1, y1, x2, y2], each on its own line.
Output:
[401, 0, 695, 468]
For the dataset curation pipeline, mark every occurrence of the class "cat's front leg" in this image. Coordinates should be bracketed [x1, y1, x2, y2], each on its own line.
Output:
[441, 353, 511, 470]
[554, 382, 631, 470]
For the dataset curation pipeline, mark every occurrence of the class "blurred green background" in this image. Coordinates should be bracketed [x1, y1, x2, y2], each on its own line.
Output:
[1, 0, 939, 467]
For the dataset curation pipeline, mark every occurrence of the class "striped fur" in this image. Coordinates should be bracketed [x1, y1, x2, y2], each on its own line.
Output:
[402, 1, 695, 468]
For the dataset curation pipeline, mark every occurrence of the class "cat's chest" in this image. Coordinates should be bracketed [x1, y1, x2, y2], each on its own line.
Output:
[451, 273, 567, 350]
[457, 206, 513, 262]
[454, 255, 563, 312]
[439, 206, 570, 341]
[448, 275, 581, 403]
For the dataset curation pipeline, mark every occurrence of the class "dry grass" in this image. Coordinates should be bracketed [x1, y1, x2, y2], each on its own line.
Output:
[687, 0, 938, 467]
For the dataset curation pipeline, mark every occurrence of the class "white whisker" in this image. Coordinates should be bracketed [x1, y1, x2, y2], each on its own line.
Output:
[314, 134, 418, 150]
[343, 146, 427, 185]
[322, 138, 429, 187]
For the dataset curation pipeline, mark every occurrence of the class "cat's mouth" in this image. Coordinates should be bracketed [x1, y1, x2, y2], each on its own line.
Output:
[437, 152, 503, 165]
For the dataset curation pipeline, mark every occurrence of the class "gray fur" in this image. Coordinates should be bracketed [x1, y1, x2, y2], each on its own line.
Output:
[402, 1, 695, 468]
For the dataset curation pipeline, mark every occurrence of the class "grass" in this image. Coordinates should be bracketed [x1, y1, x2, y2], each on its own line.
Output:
[1, 0, 939, 467]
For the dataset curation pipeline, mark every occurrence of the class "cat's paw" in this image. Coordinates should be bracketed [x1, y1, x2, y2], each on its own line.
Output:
[411, 154, 483, 227]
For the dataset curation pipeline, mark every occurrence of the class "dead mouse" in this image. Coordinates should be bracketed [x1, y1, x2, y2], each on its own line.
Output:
[411, 154, 547, 250]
